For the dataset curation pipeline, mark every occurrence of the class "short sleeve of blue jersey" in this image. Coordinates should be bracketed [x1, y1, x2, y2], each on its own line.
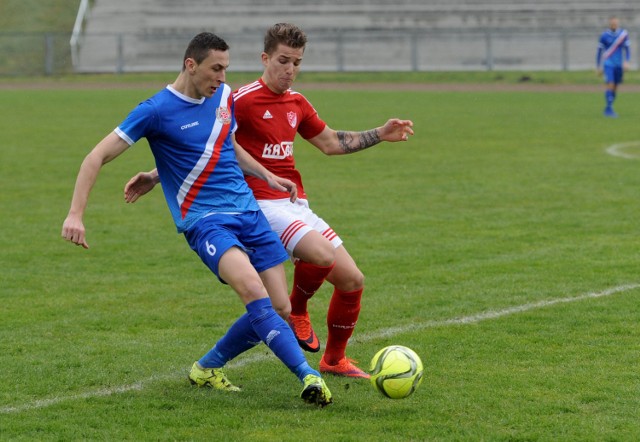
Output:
[115, 99, 159, 146]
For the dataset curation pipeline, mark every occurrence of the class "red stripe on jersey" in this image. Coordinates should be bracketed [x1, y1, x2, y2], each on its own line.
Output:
[282, 220, 306, 249]
[180, 95, 233, 219]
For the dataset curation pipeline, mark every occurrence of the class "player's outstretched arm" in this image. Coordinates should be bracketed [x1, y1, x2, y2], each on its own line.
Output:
[62, 132, 129, 249]
[124, 169, 159, 203]
[309, 118, 414, 156]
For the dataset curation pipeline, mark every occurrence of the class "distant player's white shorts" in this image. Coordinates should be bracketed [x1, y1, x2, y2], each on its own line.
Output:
[257, 198, 343, 256]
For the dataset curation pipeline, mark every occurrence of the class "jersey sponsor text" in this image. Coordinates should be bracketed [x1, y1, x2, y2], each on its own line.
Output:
[262, 141, 293, 159]
[181, 121, 200, 130]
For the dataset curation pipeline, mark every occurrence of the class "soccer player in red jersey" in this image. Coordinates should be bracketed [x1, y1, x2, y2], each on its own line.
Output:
[125, 23, 413, 379]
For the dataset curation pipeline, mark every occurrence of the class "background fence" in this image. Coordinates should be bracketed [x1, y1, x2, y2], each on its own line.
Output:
[2, 28, 639, 76]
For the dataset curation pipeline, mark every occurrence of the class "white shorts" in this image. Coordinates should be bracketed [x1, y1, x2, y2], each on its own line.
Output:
[257, 198, 343, 256]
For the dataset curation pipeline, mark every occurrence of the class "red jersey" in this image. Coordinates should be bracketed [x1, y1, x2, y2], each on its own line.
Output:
[233, 79, 326, 200]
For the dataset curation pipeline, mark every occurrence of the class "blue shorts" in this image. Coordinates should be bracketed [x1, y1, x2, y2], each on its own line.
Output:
[184, 211, 288, 283]
[603, 65, 624, 85]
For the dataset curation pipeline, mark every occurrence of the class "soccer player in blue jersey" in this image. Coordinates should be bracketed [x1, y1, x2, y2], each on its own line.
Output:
[61, 32, 332, 406]
[596, 16, 631, 118]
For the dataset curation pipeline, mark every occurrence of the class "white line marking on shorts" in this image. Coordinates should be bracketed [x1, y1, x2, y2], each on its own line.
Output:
[2, 283, 638, 414]
[605, 141, 640, 159]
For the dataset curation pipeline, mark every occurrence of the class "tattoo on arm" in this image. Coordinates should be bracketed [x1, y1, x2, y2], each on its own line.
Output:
[337, 129, 380, 153]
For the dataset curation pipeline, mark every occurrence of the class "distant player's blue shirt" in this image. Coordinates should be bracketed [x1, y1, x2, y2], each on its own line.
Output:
[597, 28, 630, 68]
[115, 84, 260, 233]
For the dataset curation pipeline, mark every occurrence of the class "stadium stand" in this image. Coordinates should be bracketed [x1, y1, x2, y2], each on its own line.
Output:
[73, 0, 640, 72]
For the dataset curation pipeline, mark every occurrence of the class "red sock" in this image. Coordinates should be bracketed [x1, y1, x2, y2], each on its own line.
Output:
[289, 260, 335, 315]
[323, 288, 363, 364]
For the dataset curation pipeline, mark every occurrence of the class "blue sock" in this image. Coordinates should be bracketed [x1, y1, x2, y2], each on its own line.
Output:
[246, 297, 320, 382]
[606, 90, 615, 107]
[198, 313, 260, 368]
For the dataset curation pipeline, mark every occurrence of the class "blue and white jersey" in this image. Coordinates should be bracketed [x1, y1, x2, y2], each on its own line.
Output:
[597, 28, 630, 68]
[115, 84, 260, 233]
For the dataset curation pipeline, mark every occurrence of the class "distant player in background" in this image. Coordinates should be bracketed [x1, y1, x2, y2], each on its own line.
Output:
[125, 23, 414, 379]
[596, 16, 630, 118]
[62, 32, 332, 407]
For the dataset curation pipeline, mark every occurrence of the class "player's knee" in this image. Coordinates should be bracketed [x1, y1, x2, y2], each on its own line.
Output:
[234, 278, 269, 305]
[315, 249, 336, 268]
[352, 270, 365, 290]
[303, 243, 336, 267]
[268, 291, 292, 319]
[273, 302, 291, 320]
[340, 269, 364, 292]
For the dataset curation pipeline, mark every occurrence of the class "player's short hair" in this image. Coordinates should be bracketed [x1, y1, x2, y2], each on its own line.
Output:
[264, 23, 307, 55]
[182, 32, 229, 70]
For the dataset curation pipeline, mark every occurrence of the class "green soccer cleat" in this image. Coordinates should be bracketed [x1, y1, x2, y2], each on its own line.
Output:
[300, 374, 333, 407]
[188, 362, 241, 392]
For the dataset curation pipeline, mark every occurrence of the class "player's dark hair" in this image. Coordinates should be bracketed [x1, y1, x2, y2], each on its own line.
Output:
[182, 32, 229, 70]
[264, 23, 307, 55]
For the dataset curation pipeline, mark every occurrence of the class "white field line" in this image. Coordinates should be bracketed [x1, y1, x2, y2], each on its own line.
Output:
[2, 283, 638, 415]
[355, 283, 640, 341]
[605, 141, 640, 160]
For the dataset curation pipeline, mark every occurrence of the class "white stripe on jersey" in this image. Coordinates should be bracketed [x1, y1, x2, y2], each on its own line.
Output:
[114, 127, 134, 146]
[234, 81, 262, 100]
[602, 30, 628, 61]
[234, 80, 300, 101]
[176, 85, 231, 209]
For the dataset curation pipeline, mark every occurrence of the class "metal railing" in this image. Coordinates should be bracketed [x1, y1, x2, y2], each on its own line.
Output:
[70, 0, 91, 68]
[1, 28, 638, 76]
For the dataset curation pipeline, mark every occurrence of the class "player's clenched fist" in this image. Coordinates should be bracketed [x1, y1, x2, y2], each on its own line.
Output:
[61, 215, 89, 249]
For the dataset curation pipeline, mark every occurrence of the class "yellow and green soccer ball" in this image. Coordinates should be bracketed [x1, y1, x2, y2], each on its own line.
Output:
[369, 345, 424, 399]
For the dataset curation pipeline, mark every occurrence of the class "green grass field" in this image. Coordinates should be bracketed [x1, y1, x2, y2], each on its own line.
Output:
[1, 77, 639, 440]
